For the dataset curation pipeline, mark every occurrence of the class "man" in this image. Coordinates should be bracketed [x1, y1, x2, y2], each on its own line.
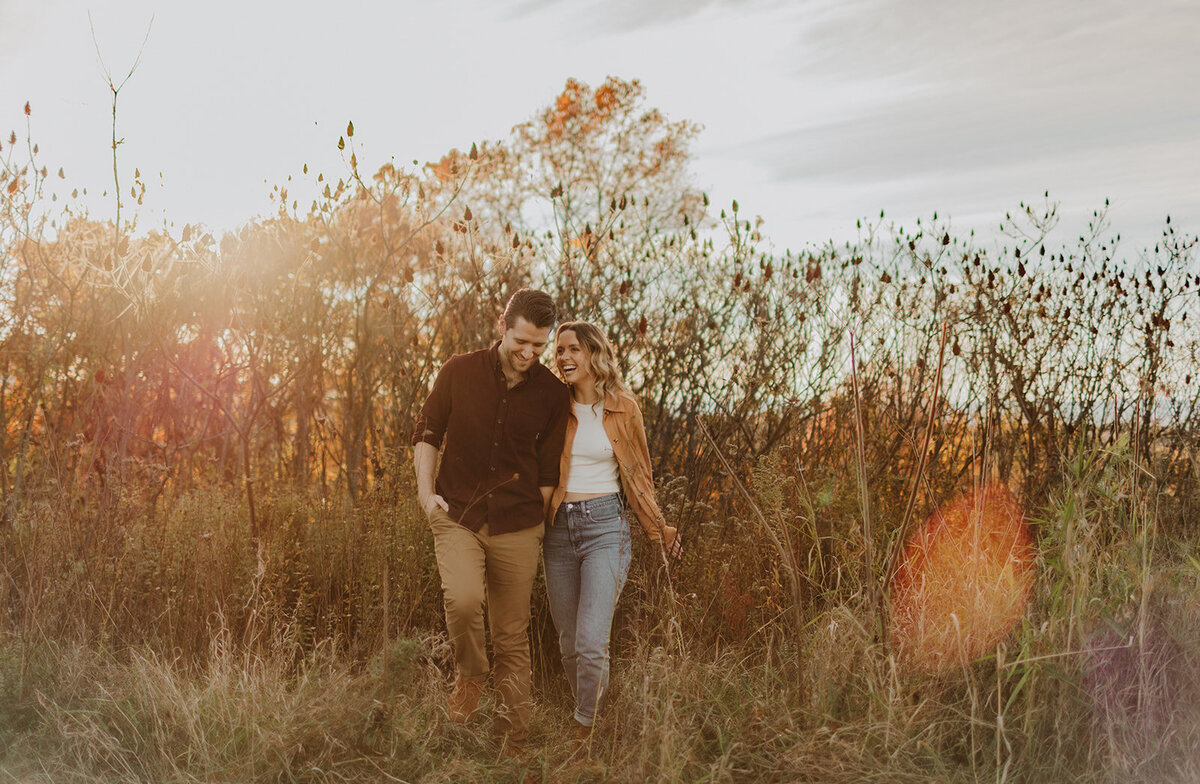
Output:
[412, 288, 568, 753]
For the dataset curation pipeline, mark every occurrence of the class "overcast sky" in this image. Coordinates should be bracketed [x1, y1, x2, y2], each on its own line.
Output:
[2, 0, 1197, 255]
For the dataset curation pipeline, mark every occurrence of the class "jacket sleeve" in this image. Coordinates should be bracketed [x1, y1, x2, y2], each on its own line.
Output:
[628, 402, 669, 541]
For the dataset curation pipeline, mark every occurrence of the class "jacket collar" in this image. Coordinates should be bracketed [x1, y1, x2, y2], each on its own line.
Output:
[601, 390, 636, 414]
[569, 391, 632, 415]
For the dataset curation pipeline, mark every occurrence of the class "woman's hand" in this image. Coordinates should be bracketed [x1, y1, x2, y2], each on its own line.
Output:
[661, 526, 683, 560]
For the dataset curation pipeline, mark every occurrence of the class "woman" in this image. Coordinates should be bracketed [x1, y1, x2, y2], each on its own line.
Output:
[545, 320, 681, 740]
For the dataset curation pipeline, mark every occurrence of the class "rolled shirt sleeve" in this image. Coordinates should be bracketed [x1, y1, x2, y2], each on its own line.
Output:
[412, 356, 457, 449]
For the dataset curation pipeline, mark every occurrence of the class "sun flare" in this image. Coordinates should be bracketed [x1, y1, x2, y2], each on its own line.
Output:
[889, 484, 1035, 672]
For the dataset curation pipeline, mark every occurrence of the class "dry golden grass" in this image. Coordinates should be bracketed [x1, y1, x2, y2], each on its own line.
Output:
[4, 441, 1200, 783]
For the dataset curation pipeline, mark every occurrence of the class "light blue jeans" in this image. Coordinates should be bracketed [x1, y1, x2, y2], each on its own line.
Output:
[544, 492, 632, 727]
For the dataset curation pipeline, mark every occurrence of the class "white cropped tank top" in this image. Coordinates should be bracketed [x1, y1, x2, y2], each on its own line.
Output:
[566, 401, 621, 494]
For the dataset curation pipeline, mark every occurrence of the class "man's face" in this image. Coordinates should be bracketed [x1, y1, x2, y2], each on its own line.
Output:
[498, 316, 552, 375]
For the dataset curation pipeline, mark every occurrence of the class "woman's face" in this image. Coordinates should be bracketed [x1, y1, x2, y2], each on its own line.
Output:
[555, 329, 594, 386]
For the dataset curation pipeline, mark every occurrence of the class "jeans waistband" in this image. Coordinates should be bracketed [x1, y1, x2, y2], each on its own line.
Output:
[560, 492, 623, 513]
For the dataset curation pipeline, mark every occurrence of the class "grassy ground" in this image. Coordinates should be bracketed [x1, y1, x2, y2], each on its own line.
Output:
[4, 586, 1200, 783]
[3, 447, 1200, 782]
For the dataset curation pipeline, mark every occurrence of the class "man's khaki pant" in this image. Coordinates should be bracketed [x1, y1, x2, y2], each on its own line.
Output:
[428, 507, 543, 742]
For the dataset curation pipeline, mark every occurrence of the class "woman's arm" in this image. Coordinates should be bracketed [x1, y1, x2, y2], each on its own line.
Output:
[628, 402, 682, 558]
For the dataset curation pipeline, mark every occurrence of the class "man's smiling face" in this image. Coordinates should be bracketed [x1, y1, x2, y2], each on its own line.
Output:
[498, 316, 551, 376]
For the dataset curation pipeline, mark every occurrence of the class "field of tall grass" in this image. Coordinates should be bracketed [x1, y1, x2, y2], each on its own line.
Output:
[4, 440, 1200, 782]
[2, 77, 1199, 781]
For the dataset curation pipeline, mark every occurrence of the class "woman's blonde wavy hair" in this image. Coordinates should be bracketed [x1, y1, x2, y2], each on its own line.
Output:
[556, 321, 631, 407]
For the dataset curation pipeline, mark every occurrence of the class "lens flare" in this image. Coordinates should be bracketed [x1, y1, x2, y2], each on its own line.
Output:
[889, 484, 1035, 672]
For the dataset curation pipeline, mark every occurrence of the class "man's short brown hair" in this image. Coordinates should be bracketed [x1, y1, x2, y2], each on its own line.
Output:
[502, 288, 557, 329]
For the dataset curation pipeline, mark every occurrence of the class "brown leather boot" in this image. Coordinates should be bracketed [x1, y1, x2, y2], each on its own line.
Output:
[497, 737, 527, 762]
[570, 720, 593, 756]
[569, 720, 603, 773]
[447, 678, 484, 722]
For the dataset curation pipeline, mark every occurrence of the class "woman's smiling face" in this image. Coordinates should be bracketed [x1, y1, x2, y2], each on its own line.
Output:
[555, 329, 593, 385]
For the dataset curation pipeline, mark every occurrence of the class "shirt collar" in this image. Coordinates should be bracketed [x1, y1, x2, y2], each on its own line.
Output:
[488, 341, 502, 369]
[491, 340, 541, 388]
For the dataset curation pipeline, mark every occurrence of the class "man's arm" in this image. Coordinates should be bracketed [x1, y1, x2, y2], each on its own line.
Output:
[412, 357, 455, 517]
[540, 485, 553, 515]
[535, 385, 570, 491]
[414, 441, 448, 516]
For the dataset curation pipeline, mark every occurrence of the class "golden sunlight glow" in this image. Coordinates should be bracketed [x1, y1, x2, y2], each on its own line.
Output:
[889, 484, 1035, 673]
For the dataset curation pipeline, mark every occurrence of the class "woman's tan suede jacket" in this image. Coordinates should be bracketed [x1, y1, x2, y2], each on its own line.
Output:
[547, 391, 677, 547]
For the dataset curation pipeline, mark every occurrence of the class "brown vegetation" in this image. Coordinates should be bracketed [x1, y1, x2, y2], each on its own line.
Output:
[1, 77, 1199, 781]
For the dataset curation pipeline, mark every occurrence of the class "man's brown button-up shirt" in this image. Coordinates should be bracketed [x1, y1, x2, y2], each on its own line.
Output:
[412, 342, 569, 534]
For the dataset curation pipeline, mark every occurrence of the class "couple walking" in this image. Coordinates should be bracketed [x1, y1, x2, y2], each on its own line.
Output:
[412, 288, 681, 756]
